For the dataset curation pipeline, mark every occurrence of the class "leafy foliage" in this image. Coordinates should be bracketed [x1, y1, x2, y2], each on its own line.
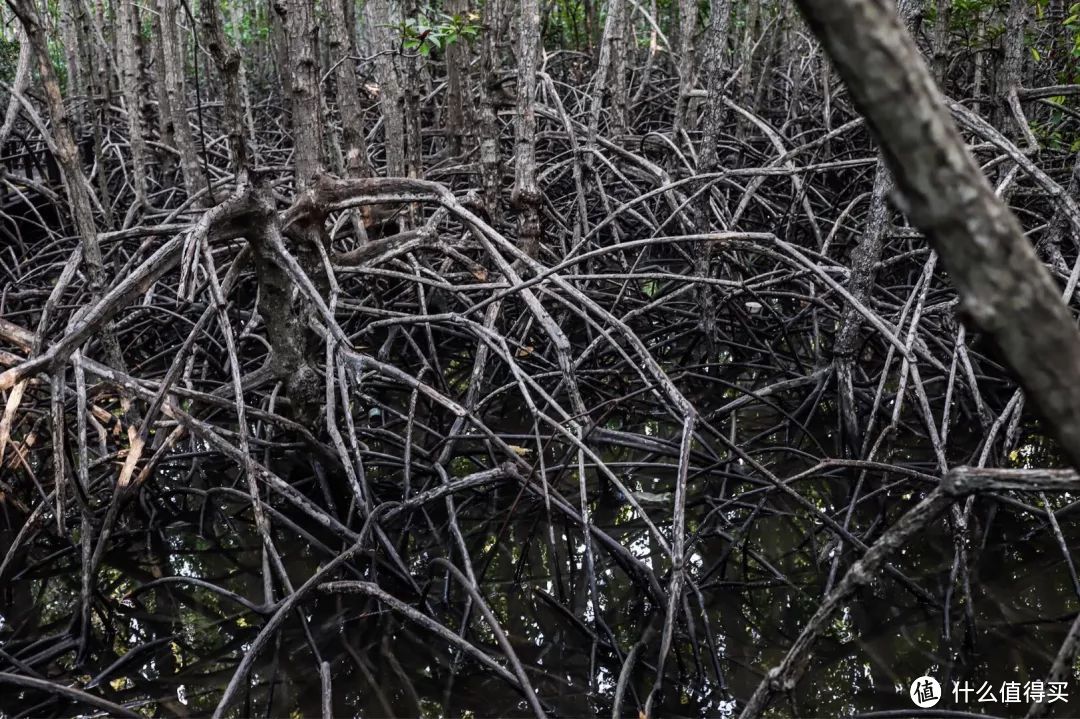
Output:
[0, 36, 19, 85]
[396, 6, 481, 57]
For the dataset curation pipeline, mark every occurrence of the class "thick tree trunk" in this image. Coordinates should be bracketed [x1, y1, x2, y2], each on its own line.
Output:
[796, 0, 1080, 474]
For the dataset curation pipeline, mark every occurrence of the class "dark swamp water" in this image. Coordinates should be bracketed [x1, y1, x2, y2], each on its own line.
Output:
[2, 402, 1078, 719]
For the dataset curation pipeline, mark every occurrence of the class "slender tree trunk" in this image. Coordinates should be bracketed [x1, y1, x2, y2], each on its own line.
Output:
[932, 0, 950, 84]
[327, 0, 370, 177]
[201, 0, 248, 173]
[284, 0, 322, 189]
[971, 3, 985, 114]
[750, 2, 785, 120]
[1046, 0, 1066, 80]
[226, 0, 259, 163]
[588, 0, 627, 144]
[833, 0, 921, 455]
[513, 0, 542, 258]
[115, 0, 151, 205]
[1040, 149, 1080, 272]
[269, 0, 293, 101]
[699, 0, 731, 173]
[1000, 0, 1036, 146]
[158, 0, 203, 199]
[608, 0, 630, 138]
[672, 0, 697, 138]
[367, 0, 405, 177]
[444, 6, 467, 155]
[58, 0, 82, 126]
[734, 0, 760, 141]
[4, 0, 132, 439]
[477, 0, 504, 220]
[6, 0, 101, 282]
[148, 5, 176, 178]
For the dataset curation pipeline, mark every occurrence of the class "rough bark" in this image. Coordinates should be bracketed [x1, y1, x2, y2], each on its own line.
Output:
[115, 0, 151, 204]
[284, 0, 323, 190]
[795, 0, 1080, 472]
[327, 0, 370, 177]
[443, 0, 469, 155]
[832, 0, 920, 455]
[588, 0, 627, 144]
[672, 0, 697, 139]
[699, 0, 732, 173]
[367, 0, 405, 177]
[931, 0, 950, 83]
[477, 0, 504, 220]
[608, 0, 630, 138]
[201, 0, 249, 173]
[1000, 0, 1036, 146]
[512, 0, 542, 258]
[157, 0, 203, 200]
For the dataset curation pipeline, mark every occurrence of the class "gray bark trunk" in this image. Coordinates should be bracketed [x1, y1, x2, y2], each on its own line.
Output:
[157, 0, 203, 200]
[699, 0, 731, 172]
[512, 0, 542, 258]
[327, 0, 370, 176]
[115, 0, 150, 204]
[366, 0, 405, 177]
[285, 0, 323, 189]
[202, 0, 249, 173]
[797, 0, 1080, 473]
[672, 0, 697, 138]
